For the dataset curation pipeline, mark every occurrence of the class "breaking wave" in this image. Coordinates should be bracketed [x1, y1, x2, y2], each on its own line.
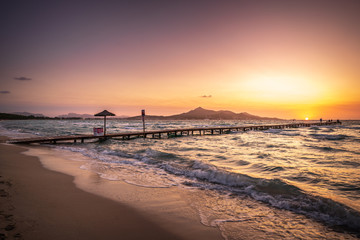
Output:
[74, 146, 360, 233]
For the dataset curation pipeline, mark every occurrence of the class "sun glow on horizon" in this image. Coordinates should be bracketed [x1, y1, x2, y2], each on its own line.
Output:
[234, 74, 327, 105]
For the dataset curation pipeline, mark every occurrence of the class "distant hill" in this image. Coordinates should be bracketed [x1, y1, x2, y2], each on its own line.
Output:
[56, 113, 96, 119]
[126, 115, 168, 120]
[57, 113, 129, 119]
[0, 113, 50, 120]
[12, 112, 47, 118]
[125, 107, 281, 120]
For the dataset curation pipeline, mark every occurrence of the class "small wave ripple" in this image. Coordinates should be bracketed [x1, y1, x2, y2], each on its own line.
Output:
[309, 133, 349, 141]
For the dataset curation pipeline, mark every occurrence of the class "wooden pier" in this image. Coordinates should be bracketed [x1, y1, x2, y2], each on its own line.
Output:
[7, 122, 341, 144]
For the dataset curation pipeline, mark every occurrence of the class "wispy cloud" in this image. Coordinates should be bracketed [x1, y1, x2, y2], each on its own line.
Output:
[200, 95, 212, 98]
[14, 76, 32, 81]
[0, 90, 11, 94]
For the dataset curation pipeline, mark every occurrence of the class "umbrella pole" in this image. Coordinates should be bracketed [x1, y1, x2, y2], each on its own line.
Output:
[104, 116, 106, 136]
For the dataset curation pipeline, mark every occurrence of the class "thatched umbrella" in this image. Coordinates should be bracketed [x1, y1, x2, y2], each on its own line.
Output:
[94, 110, 115, 136]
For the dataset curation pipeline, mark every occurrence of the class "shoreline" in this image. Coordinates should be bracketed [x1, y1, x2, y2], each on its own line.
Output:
[0, 137, 223, 239]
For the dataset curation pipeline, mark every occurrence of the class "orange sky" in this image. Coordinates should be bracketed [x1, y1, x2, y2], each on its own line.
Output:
[1, 1, 359, 119]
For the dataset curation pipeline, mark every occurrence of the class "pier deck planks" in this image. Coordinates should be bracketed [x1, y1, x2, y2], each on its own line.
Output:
[7, 122, 340, 144]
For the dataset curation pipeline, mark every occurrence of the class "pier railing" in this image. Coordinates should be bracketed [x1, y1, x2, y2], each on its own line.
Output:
[7, 121, 341, 144]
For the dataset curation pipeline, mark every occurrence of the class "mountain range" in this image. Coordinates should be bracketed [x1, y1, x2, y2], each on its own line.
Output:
[56, 113, 96, 119]
[125, 107, 281, 120]
[12, 112, 46, 118]
[3, 107, 281, 120]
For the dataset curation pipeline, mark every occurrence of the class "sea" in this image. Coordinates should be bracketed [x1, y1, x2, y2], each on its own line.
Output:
[1, 119, 359, 239]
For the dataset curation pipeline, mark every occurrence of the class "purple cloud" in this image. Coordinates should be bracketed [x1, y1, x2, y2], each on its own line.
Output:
[0, 90, 11, 94]
[14, 76, 32, 81]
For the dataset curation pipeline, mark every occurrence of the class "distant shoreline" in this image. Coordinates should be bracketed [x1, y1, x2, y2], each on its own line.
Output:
[1, 107, 283, 121]
[1, 117, 357, 121]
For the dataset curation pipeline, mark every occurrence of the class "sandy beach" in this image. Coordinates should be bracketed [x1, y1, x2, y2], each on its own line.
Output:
[0, 137, 223, 240]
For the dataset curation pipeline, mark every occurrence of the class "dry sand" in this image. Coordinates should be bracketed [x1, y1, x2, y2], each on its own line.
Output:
[0, 138, 223, 240]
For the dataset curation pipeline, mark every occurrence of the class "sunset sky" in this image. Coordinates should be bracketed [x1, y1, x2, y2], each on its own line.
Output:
[1, 0, 359, 119]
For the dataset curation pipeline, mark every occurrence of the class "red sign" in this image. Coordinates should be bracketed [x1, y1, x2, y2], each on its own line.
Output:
[93, 128, 104, 136]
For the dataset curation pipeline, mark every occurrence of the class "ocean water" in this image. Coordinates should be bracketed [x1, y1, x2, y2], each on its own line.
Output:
[1, 119, 360, 239]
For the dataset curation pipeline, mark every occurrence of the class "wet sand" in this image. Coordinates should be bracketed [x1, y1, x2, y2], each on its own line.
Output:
[0, 138, 223, 240]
